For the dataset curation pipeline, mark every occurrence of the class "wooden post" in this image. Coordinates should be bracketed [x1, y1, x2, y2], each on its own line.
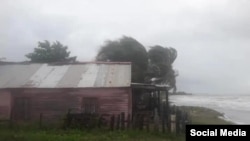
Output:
[132, 114, 136, 129]
[146, 117, 150, 132]
[165, 89, 169, 131]
[153, 108, 159, 132]
[170, 114, 176, 133]
[184, 111, 189, 132]
[116, 114, 120, 130]
[9, 108, 13, 129]
[161, 102, 166, 133]
[121, 112, 125, 130]
[139, 114, 144, 130]
[176, 112, 180, 133]
[98, 115, 103, 128]
[39, 113, 43, 129]
[157, 91, 160, 117]
[65, 109, 71, 129]
[127, 114, 131, 129]
[110, 115, 115, 131]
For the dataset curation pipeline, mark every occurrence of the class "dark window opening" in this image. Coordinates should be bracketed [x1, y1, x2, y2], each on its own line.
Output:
[81, 98, 98, 114]
[13, 97, 31, 120]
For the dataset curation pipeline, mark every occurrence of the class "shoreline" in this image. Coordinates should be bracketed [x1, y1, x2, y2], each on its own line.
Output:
[168, 94, 248, 124]
[177, 106, 234, 125]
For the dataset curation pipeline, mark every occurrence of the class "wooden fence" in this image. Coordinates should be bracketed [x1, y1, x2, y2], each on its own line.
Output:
[63, 105, 190, 133]
[0, 106, 190, 134]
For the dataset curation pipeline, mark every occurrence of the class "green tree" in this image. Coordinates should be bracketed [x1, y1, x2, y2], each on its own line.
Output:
[96, 36, 148, 82]
[146, 46, 178, 92]
[26, 40, 76, 63]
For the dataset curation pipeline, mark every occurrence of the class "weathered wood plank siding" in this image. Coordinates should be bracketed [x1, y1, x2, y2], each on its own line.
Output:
[0, 90, 11, 120]
[69, 88, 131, 115]
[8, 88, 132, 121]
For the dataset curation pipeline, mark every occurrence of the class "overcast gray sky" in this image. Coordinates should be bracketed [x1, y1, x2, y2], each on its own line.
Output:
[1, 0, 250, 94]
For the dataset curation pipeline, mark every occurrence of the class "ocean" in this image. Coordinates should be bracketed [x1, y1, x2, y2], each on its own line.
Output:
[169, 94, 250, 124]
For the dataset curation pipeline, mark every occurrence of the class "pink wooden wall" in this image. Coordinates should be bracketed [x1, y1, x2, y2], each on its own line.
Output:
[0, 90, 11, 119]
[6, 87, 132, 121]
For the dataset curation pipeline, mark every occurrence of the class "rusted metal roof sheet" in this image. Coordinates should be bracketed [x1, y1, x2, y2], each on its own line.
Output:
[0, 62, 131, 88]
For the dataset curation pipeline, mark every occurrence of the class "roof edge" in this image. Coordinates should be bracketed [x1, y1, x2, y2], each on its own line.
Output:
[0, 61, 132, 65]
[0, 86, 131, 89]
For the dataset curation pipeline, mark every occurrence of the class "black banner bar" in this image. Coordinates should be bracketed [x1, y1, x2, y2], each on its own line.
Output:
[186, 125, 250, 141]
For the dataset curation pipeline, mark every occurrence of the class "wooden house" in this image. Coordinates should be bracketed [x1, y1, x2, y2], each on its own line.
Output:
[0, 62, 168, 122]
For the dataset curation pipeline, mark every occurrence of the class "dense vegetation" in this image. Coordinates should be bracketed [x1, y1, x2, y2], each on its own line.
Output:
[26, 40, 76, 63]
[96, 36, 178, 91]
[96, 36, 148, 83]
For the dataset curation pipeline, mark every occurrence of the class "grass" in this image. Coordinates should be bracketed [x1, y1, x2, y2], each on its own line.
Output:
[0, 128, 184, 141]
[0, 106, 232, 141]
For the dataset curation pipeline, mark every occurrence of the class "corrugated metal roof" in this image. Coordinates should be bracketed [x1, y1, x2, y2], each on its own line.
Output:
[0, 62, 131, 88]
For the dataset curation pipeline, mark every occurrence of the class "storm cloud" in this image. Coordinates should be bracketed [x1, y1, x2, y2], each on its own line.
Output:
[1, 0, 250, 94]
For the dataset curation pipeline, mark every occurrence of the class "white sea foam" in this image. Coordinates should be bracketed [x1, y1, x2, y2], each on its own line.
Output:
[169, 94, 250, 124]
